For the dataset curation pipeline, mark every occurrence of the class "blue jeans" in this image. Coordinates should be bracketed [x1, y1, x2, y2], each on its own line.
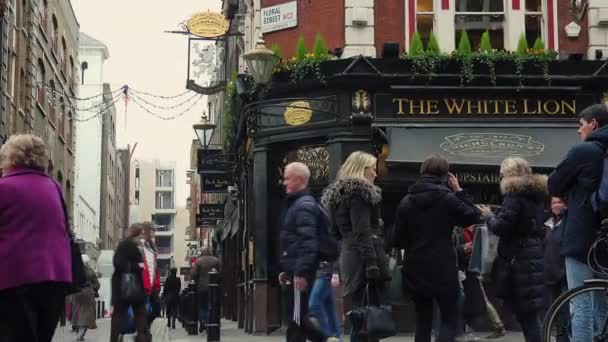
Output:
[309, 276, 340, 339]
[565, 257, 608, 342]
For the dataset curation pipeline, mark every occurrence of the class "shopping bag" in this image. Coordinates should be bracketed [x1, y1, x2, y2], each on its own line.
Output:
[468, 225, 499, 275]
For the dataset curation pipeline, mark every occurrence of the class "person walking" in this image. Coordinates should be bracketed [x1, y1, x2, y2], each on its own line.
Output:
[279, 162, 323, 342]
[321, 151, 389, 342]
[543, 197, 569, 342]
[192, 248, 221, 333]
[308, 262, 341, 342]
[480, 157, 546, 342]
[138, 222, 161, 327]
[163, 268, 182, 329]
[110, 224, 151, 342]
[548, 103, 608, 341]
[0, 134, 72, 342]
[71, 258, 100, 341]
[392, 155, 481, 342]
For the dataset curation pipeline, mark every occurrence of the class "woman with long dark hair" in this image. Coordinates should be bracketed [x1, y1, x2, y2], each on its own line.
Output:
[109, 224, 151, 342]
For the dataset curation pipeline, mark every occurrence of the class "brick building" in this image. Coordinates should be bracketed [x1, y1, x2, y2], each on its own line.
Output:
[0, 0, 79, 215]
[260, 0, 606, 61]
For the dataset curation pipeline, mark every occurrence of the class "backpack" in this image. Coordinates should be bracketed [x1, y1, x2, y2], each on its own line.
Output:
[590, 142, 608, 219]
[316, 204, 340, 262]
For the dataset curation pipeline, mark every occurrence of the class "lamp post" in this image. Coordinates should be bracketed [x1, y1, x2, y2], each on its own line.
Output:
[242, 38, 280, 85]
[193, 114, 217, 149]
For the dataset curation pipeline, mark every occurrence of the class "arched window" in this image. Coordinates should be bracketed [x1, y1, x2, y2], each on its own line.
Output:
[66, 180, 72, 215]
[57, 170, 63, 190]
[61, 37, 67, 73]
[67, 111, 73, 147]
[19, 68, 25, 108]
[69, 56, 75, 87]
[48, 79, 56, 122]
[41, 0, 48, 32]
[58, 97, 65, 137]
[51, 15, 58, 51]
[36, 59, 45, 104]
[81, 61, 88, 85]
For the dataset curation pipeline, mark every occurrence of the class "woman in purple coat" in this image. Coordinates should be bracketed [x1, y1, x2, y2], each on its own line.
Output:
[0, 134, 72, 342]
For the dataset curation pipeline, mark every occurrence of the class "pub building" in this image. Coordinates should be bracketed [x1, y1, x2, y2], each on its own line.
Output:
[220, 52, 608, 333]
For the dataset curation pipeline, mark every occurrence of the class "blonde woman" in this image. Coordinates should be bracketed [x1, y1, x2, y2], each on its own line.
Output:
[321, 151, 388, 342]
[480, 158, 547, 342]
[0, 134, 72, 342]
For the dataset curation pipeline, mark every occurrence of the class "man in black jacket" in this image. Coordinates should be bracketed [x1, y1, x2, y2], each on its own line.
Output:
[548, 104, 608, 341]
[278, 162, 322, 342]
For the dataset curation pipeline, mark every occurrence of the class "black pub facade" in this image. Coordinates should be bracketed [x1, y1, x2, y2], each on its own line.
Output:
[220, 56, 608, 334]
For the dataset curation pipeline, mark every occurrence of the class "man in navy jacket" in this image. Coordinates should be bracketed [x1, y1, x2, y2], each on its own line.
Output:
[548, 103, 608, 341]
[278, 162, 322, 342]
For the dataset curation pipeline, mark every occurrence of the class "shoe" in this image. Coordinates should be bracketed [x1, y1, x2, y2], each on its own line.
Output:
[456, 333, 480, 342]
[485, 328, 507, 339]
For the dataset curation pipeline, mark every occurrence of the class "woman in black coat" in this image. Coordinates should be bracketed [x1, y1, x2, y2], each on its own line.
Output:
[321, 151, 389, 342]
[393, 155, 481, 342]
[109, 223, 151, 342]
[480, 157, 547, 342]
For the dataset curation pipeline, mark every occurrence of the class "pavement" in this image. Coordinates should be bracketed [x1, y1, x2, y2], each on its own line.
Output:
[52, 318, 525, 342]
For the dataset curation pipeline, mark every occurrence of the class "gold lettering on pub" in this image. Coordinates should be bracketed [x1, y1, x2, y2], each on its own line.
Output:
[392, 98, 576, 116]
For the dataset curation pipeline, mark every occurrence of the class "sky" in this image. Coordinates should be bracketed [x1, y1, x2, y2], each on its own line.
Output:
[71, 0, 221, 206]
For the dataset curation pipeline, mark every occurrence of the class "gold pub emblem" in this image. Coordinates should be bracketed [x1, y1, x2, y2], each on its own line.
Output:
[187, 11, 230, 38]
[284, 101, 313, 126]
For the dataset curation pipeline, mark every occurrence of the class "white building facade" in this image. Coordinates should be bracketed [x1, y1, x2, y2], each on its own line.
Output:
[73, 32, 108, 246]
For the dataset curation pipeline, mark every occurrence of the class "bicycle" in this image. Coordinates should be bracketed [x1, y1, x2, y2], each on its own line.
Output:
[543, 221, 608, 342]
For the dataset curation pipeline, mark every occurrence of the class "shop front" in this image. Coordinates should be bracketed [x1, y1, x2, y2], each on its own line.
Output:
[229, 55, 608, 334]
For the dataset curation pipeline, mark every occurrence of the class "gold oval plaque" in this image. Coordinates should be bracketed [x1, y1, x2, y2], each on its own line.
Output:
[284, 101, 313, 126]
[187, 11, 229, 38]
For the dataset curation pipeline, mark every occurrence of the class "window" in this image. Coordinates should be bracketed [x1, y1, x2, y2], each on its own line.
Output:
[155, 191, 174, 210]
[48, 79, 56, 122]
[135, 167, 140, 188]
[58, 97, 65, 137]
[41, 0, 48, 32]
[61, 37, 67, 73]
[152, 214, 173, 231]
[416, 0, 434, 47]
[455, 0, 505, 50]
[525, 0, 543, 48]
[156, 170, 173, 187]
[51, 15, 58, 51]
[36, 59, 45, 104]
[67, 112, 73, 147]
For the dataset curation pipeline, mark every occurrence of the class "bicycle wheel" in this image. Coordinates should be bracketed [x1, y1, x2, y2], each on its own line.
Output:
[543, 281, 608, 342]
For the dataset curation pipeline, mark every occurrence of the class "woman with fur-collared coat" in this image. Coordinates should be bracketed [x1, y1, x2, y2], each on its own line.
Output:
[321, 151, 389, 342]
[71, 262, 100, 341]
[480, 158, 547, 342]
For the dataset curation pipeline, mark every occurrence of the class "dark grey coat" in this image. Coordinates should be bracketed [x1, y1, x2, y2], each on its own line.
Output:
[486, 174, 547, 313]
[321, 177, 388, 296]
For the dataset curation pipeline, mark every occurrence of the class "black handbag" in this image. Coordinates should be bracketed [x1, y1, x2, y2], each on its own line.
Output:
[54, 182, 87, 295]
[347, 284, 397, 339]
[119, 268, 145, 304]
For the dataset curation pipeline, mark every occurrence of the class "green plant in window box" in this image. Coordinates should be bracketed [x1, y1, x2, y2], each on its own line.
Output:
[222, 72, 238, 151]
[409, 31, 425, 56]
[426, 31, 441, 54]
[271, 43, 283, 60]
[272, 34, 335, 85]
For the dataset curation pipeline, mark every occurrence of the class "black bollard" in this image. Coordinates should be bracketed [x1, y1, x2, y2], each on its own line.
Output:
[207, 269, 220, 341]
[184, 281, 198, 335]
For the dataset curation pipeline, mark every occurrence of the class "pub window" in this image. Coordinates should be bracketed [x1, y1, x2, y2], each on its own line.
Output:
[416, 0, 434, 47]
[525, 0, 543, 48]
[455, 0, 505, 50]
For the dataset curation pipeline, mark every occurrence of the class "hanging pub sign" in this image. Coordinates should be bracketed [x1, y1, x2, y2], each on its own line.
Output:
[197, 203, 223, 228]
[201, 172, 230, 193]
[197, 148, 223, 173]
[374, 93, 597, 120]
[187, 11, 230, 38]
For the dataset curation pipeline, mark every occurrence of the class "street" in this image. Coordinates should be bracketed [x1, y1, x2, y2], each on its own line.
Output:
[52, 318, 525, 342]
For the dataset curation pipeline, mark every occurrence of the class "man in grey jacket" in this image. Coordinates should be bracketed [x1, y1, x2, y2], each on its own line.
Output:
[192, 248, 220, 333]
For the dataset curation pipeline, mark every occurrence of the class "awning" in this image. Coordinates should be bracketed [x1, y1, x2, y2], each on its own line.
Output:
[387, 126, 580, 169]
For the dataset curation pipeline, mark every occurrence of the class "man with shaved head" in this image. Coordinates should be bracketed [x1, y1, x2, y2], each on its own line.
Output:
[279, 162, 323, 342]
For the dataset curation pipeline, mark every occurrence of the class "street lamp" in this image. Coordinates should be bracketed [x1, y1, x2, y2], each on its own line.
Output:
[193, 114, 216, 149]
[242, 38, 280, 84]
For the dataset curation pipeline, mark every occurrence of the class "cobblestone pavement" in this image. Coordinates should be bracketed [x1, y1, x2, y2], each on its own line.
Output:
[52, 318, 525, 342]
